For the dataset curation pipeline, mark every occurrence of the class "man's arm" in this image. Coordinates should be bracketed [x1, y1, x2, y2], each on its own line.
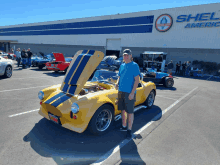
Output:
[115, 76, 120, 89]
[131, 75, 139, 95]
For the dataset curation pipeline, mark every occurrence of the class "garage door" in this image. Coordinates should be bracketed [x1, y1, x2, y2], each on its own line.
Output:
[106, 39, 121, 51]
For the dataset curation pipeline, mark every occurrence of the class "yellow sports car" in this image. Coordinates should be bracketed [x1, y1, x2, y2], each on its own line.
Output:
[38, 50, 156, 135]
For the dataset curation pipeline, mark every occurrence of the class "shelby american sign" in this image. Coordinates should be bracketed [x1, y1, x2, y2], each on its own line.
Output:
[176, 12, 220, 28]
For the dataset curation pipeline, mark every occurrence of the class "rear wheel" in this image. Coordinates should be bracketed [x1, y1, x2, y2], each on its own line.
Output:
[163, 77, 174, 88]
[4, 66, 12, 78]
[145, 90, 155, 109]
[88, 104, 114, 135]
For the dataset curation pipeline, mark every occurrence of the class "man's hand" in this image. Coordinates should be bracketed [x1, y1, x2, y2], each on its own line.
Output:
[128, 93, 134, 100]
[115, 84, 119, 90]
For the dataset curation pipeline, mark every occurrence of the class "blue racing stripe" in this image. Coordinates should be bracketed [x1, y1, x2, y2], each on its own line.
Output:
[44, 92, 65, 104]
[70, 50, 95, 84]
[63, 50, 87, 84]
[68, 86, 77, 95]
[62, 83, 69, 93]
[51, 95, 71, 107]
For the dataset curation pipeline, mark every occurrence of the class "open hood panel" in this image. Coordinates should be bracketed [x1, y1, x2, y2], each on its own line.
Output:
[53, 53, 65, 62]
[60, 50, 104, 96]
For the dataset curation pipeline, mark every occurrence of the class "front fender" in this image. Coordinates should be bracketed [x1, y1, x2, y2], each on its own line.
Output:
[40, 84, 61, 102]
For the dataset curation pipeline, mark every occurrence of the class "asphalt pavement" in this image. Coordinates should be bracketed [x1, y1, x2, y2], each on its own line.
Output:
[0, 62, 220, 165]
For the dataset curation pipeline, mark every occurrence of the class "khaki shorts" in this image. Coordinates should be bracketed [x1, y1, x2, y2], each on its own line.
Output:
[118, 91, 136, 114]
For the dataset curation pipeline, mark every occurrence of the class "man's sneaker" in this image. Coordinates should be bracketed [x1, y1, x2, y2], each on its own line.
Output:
[126, 130, 132, 139]
[119, 126, 127, 131]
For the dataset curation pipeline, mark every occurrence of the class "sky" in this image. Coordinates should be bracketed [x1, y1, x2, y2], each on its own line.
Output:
[0, 0, 219, 27]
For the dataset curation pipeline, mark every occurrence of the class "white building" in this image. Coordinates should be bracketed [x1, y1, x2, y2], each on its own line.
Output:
[0, 2, 219, 64]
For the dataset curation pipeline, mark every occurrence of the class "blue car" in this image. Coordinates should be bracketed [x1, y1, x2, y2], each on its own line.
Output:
[31, 55, 42, 67]
[33, 53, 55, 69]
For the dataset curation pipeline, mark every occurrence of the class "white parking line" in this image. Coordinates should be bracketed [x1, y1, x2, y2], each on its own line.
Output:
[8, 109, 39, 117]
[92, 86, 198, 165]
[10, 76, 60, 80]
[156, 95, 178, 101]
[0, 85, 50, 93]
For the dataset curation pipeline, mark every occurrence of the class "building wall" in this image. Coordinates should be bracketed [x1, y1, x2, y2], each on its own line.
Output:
[1, 3, 220, 64]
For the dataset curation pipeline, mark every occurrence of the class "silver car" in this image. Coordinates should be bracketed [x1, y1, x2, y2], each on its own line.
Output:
[0, 56, 14, 78]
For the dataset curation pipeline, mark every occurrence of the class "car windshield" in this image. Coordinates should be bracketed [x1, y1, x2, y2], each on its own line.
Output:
[91, 70, 118, 82]
[65, 58, 72, 62]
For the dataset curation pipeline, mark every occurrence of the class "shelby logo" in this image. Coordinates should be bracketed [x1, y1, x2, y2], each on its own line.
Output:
[155, 14, 173, 32]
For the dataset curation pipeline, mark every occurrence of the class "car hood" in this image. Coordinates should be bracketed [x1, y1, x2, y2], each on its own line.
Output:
[53, 52, 65, 62]
[60, 50, 104, 95]
[0, 57, 13, 63]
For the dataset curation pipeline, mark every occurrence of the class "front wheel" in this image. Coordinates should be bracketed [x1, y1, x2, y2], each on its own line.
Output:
[88, 104, 114, 135]
[38, 65, 43, 70]
[145, 90, 155, 109]
[4, 66, 12, 78]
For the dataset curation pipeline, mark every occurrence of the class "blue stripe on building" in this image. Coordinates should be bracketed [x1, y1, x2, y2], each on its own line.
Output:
[44, 92, 65, 104]
[0, 25, 153, 36]
[0, 15, 154, 33]
[70, 50, 95, 84]
[51, 95, 71, 107]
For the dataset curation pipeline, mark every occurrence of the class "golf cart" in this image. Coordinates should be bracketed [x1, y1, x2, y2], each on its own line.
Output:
[140, 51, 174, 88]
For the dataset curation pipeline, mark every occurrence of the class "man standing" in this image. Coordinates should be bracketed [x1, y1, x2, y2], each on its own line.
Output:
[175, 62, 180, 75]
[167, 60, 174, 74]
[27, 48, 33, 67]
[116, 49, 140, 139]
[16, 48, 21, 67]
[182, 62, 187, 76]
[21, 49, 28, 69]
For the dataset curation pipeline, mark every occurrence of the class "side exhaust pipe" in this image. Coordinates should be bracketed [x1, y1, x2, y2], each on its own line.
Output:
[114, 105, 147, 121]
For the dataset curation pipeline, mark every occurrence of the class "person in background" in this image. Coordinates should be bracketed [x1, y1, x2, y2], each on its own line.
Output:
[27, 48, 33, 67]
[167, 60, 174, 74]
[115, 49, 140, 139]
[21, 49, 28, 69]
[175, 62, 180, 75]
[182, 62, 187, 76]
[16, 48, 21, 67]
[155, 55, 163, 62]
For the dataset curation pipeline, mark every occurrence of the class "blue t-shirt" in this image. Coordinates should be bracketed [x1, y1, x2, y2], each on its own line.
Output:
[118, 61, 140, 94]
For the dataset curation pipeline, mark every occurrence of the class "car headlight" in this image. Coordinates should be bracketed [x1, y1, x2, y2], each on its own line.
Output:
[38, 91, 44, 100]
[71, 103, 79, 114]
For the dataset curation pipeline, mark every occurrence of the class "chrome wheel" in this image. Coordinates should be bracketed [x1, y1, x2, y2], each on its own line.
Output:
[148, 91, 155, 107]
[5, 66, 12, 78]
[95, 109, 112, 132]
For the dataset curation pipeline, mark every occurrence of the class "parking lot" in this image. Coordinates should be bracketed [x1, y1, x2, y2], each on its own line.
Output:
[0, 62, 220, 165]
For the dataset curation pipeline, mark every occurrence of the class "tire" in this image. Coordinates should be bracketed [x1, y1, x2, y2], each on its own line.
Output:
[163, 77, 174, 88]
[145, 90, 155, 109]
[38, 65, 43, 70]
[88, 104, 114, 135]
[4, 66, 12, 78]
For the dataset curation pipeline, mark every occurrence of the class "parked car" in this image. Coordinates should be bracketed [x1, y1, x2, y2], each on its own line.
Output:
[31, 54, 42, 67]
[142, 68, 174, 88]
[34, 53, 55, 69]
[0, 56, 14, 78]
[46, 53, 72, 72]
[38, 50, 156, 135]
[103, 55, 123, 70]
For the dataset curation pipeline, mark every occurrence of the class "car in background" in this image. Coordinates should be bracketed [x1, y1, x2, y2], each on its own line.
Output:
[38, 50, 156, 135]
[33, 53, 55, 69]
[142, 68, 174, 88]
[46, 53, 72, 72]
[103, 55, 123, 70]
[31, 54, 42, 67]
[0, 56, 14, 78]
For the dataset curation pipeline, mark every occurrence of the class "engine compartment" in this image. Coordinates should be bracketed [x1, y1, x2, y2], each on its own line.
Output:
[79, 84, 106, 96]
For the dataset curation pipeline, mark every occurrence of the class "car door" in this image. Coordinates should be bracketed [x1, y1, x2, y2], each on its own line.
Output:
[0, 57, 4, 74]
